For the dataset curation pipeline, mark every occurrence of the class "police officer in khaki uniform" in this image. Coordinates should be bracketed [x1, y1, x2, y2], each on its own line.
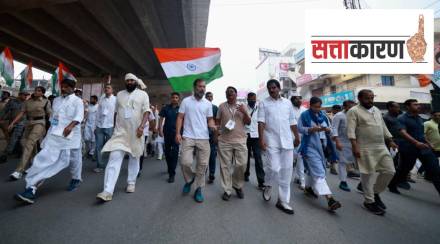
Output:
[8, 86, 51, 180]
[0, 90, 11, 163]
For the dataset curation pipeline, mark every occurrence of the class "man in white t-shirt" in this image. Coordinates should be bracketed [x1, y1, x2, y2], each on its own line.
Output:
[175, 79, 216, 203]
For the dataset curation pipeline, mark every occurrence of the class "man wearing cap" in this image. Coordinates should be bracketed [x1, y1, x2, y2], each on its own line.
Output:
[0, 91, 28, 161]
[15, 78, 84, 204]
[8, 86, 51, 180]
[96, 73, 151, 202]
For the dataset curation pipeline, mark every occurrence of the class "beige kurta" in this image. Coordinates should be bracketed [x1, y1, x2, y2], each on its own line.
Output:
[346, 105, 394, 174]
[102, 89, 150, 157]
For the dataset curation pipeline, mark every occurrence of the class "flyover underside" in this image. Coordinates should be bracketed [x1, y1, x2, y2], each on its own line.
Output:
[0, 0, 210, 103]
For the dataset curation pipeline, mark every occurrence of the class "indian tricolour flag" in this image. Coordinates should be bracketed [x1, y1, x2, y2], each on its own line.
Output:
[0, 47, 14, 87]
[51, 62, 76, 96]
[154, 48, 223, 92]
[19, 62, 33, 91]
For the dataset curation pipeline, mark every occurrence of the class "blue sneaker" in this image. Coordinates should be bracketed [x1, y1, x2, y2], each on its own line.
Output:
[194, 187, 204, 203]
[339, 181, 351, 192]
[182, 177, 195, 194]
[15, 188, 36, 204]
[67, 179, 81, 192]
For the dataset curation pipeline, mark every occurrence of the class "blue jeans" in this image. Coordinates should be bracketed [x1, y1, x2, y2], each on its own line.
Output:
[95, 127, 113, 168]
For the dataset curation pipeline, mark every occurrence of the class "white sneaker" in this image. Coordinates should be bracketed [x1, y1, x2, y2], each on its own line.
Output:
[96, 191, 113, 202]
[10, 171, 22, 181]
[126, 184, 135, 193]
[93, 168, 103, 173]
[263, 186, 272, 201]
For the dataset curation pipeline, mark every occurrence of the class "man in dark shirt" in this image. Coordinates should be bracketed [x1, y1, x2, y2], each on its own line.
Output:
[205, 91, 218, 184]
[388, 99, 440, 197]
[383, 101, 402, 141]
[159, 92, 181, 183]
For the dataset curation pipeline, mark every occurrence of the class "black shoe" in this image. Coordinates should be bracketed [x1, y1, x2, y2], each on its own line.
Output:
[167, 175, 175, 183]
[222, 192, 231, 201]
[258, 184, 265, 191]
[233, 187, 244, 199]
[207, 175, 215, 184]
[327, 198, 342, 211]
[304, 187, 318, 198]
[347, 171, 360, 179]
[244, 175, 249, 182]
[374, 194, 386, 210]
[363, 202, 385, 216]
[388, 185, 401, 194]
[397, 181, 411, 190]
[356, 182, 364, 194]
[276, 200, 294, 215]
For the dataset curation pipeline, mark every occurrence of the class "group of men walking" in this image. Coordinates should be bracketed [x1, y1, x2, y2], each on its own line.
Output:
[1, 75, 438, 217]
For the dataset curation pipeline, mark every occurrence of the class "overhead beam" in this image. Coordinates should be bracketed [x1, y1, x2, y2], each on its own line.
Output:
[43, 2, 145, 75]
[0, 14, 98, 75]
[0, 0, 77, 13]
[0, 31, 81, 75]
[12, 9, 123, 75]
[79, 0, 155, 77]
[127, 0, 168, 48]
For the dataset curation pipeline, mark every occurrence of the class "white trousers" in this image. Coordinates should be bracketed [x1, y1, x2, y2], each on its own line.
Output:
[294, 148, 305, 187]
[155, 141, 164, 158]
[25, 147, 82, 189]
[103, 150, 140, 194]
[338, 162, 347, 182]
[264, 147, 294, 203]
[305, 175, 332, 196]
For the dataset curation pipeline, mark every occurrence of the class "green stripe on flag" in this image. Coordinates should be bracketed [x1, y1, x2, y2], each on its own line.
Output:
[168, 64, 223, 92]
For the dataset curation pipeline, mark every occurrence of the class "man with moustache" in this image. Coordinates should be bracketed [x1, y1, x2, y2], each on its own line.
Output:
[175, 79, 216, 203]
[96, 73, 151, 202]
[15, 78, 84, 204]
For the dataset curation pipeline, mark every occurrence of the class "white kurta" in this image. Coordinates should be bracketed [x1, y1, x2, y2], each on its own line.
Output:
[42, 93, 84, 150]
[84, 104, 98, 142]
[102, 89, 150, 157]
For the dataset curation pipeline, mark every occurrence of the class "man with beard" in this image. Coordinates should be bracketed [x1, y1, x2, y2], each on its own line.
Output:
[347, 89, 397, 215]
[15, 78, 84, 204]
[258, 79, 300, 215]
[175, 79, 216, 203]
[96, 73, 151, 202]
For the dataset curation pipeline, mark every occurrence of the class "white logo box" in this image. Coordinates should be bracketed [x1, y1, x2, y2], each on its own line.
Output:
[305, 9, 434, 74]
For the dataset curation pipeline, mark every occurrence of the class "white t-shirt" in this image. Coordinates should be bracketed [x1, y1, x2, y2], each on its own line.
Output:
[96, 94, 117, 129]
[179, 96, 213, 139]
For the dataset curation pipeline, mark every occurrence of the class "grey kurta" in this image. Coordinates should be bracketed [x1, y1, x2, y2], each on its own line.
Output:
[102, 89, 150, 157]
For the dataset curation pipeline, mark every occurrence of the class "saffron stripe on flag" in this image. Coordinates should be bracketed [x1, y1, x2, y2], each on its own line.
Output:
[154, 48, 220, 63]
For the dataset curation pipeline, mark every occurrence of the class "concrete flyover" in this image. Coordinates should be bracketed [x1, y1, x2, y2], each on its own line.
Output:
[0, 0, 211, 103]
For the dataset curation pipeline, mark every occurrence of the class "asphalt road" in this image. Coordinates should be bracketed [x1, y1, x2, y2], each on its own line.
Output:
[0, 155, 439, 244]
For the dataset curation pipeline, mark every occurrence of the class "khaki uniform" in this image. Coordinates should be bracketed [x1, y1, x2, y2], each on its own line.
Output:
[15, 97, 51, 173]
[0, 100, 9, 153]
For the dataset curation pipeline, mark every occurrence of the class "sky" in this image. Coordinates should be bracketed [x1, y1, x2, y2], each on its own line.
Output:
[205, 0, 439, 104]
[7, 0, 440, 103]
